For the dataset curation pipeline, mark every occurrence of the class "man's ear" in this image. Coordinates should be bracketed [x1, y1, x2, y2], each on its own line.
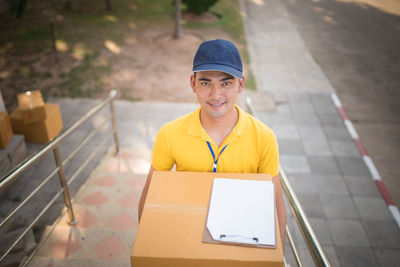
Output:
[238, 76, 245, 93]
[190, 74, 196, 93]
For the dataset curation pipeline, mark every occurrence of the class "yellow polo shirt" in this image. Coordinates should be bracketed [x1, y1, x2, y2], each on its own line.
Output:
[152, 105, 279, 176]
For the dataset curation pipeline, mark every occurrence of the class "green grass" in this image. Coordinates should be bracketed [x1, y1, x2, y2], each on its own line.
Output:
[1, 0, 175, 51]
[240, 46, 257, 91]
[211, 0, 246, 42]
[55, 53, 111, 98]
[15, 28, 50, 42]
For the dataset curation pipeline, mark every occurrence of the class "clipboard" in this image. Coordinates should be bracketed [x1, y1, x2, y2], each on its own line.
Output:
[202, 178, 276, 248]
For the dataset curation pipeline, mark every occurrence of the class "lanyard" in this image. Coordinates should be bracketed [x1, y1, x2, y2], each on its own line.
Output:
[206, 141, 228, 172]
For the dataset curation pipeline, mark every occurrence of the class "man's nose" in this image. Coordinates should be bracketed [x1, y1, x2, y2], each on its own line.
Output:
[209, 84, 222, 98]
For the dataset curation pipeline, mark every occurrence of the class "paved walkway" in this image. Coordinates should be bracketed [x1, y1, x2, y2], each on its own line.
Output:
[21, 0, 400, 266]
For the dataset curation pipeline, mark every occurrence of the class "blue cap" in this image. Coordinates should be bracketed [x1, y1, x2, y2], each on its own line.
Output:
[193, 39, 243, 79]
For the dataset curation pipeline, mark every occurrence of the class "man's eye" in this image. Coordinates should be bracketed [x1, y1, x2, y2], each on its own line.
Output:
[223, 81, 231, 86]
[201, 82, 210, 86]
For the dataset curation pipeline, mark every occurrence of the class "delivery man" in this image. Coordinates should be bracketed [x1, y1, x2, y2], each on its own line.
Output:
[138, 39, 286, 245]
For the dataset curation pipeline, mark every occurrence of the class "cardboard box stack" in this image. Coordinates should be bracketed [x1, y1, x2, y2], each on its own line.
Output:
[10, 90, 63, 143]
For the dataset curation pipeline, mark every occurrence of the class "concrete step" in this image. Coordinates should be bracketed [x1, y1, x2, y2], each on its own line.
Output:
[0, 227, 36, 267]
[0, 134, 27, 178]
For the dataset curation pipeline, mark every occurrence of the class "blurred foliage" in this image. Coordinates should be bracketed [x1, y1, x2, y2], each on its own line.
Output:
[7, 0, 28, 18]
[182, 0, 219, 15]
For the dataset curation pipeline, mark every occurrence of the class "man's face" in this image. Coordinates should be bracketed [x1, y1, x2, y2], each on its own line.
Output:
[190, 71, 244, 119]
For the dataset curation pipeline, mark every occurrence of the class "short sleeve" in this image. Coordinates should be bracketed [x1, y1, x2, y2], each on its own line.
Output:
[258, 129, 280, 177]
[152, 125, 175, 171]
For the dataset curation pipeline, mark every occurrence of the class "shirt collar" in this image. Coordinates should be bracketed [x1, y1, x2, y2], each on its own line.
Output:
[187, 105, 247, 140]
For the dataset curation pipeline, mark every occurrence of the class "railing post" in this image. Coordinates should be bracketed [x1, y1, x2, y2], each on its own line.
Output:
[53, 146, 77, 225]
[109, 90, 120, 154]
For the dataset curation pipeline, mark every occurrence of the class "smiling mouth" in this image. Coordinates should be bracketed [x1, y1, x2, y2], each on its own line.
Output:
[207, 101, 227, 108]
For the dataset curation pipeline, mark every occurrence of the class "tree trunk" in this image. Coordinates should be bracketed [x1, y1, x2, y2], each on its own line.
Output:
[106, 0, 112, 12]
[173, 0, 182, 39]
[49, 21, 59, 63]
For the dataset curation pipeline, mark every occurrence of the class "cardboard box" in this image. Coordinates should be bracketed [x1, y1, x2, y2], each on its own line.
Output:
[17, 90, 46, 123]
[20, 105, 46, 124]
[0, 112, 13, 149]
[131, 171, 284, 267]
[17, 90, 44, 108]
[10, 104, 63, 143]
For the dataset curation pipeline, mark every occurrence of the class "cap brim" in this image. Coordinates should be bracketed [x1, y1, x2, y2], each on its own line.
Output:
[193, 64, 242, 79]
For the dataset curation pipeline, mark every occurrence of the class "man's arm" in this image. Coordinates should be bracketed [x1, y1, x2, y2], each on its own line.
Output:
[138, 166, 155, 223]
[272, 173, 286, 250]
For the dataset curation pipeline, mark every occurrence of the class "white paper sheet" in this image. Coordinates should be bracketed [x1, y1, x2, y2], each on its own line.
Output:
[206, 178, 276, 247]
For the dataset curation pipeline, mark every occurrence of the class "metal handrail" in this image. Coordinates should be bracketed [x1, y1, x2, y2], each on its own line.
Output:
[0, 90, 119, 264]
[246, 96, 331, 267]
[0, 118, 109, 230]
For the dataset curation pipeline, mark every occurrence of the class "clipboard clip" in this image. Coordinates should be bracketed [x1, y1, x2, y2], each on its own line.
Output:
[219, 234, 259, 245]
